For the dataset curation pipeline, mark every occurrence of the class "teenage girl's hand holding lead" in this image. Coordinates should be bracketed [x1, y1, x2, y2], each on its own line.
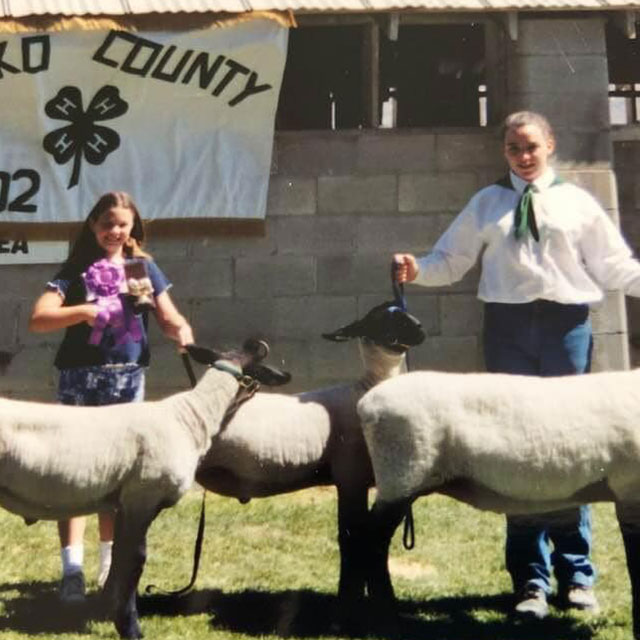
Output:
[392, 254, 419, 283]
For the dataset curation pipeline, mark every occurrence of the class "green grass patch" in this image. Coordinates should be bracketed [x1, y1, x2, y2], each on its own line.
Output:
[0, 488, 632, 639]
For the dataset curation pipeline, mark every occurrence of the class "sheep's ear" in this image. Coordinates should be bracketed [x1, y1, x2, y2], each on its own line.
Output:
[246, 363, 292, 386]
[242, 338, 269, 362]
[322, 320, 361, 342]
[185, 344, 222, 365]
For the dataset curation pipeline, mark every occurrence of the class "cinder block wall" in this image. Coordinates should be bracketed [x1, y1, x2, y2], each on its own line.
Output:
[0, 13, 631, 400]
[1, 129, 627, 401]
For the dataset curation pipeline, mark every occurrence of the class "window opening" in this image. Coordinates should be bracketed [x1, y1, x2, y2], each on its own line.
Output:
[380, 23, 486, 127]
[276, 26, 366, 130]
[606, 21, 640, 125]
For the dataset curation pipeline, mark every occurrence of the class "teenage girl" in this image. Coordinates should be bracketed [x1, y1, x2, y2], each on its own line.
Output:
[29, 191, 194, 602]
[393, 111, 640, 619]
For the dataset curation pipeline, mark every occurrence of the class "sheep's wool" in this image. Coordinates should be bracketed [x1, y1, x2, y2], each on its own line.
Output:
[358, 368, 640, 512]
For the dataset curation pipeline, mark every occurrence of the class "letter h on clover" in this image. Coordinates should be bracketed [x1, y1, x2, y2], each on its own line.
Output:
[43, 86, 129, 189]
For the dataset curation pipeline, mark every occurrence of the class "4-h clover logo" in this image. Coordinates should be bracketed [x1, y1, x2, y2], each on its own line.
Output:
[43, 85, 129, 189]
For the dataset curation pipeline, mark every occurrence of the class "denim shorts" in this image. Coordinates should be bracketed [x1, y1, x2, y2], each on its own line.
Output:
[57, 364, 145, 407]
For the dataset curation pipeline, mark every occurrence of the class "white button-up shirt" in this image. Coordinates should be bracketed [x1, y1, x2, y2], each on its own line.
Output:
[415, 168, 640, 304]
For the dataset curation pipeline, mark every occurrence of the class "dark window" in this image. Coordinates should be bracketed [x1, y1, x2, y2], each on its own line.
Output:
[276, 26, 366, 130]
[380, 24, 486, 127]
[275, 21, 487, 130]
[606, 21, 640, 124]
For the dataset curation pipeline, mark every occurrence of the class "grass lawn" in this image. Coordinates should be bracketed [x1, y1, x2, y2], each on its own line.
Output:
[0, 486, 632, 639]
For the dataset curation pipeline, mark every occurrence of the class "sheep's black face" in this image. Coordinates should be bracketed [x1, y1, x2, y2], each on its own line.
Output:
[323, 301, 425, 351]
[185, 341, 291, 386]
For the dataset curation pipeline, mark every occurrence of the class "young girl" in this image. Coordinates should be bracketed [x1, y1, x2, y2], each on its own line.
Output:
[29, 191, 194, 603]
[394, 111, 640, 620]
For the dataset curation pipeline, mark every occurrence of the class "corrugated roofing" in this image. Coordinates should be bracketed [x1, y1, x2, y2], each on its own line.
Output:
[3, 0, 640, 15]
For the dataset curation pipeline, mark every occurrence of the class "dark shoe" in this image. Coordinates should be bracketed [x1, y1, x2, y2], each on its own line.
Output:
[59, 571, 86, 603]
[561, 585, 600, 612]
[514, 586, 548, 620]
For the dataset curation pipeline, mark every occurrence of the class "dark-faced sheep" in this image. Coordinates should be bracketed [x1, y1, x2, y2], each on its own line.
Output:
[195, 301, 425, 623]
[357, 368, 640, 637]
[0, 340, 288, 639]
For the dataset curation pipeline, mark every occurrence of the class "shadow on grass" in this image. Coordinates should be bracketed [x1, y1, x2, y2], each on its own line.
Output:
[0, 580, 100, 635]
[0, 582, 603, 640]
[143, 588, 600, 640]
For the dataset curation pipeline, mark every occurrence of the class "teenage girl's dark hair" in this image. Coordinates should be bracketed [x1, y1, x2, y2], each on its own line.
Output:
[61, 192, 149, 276]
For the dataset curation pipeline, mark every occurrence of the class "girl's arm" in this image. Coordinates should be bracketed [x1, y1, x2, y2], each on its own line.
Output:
[154, 290, 194, 348]
[29, 290, 98, 333]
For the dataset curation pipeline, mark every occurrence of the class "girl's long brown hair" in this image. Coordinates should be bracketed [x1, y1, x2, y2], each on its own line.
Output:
[61, 192, 150, 276]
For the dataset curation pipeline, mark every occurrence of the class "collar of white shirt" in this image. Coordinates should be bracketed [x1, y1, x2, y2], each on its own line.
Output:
[509, 168, 556, 195]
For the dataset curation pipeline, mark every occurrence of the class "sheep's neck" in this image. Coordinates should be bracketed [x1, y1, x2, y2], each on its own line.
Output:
[170, 369, 240, 451]
[357, 343, 406, 391]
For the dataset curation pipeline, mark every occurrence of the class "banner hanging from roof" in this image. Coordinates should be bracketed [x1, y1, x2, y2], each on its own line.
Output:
[0, 18, 288, 222]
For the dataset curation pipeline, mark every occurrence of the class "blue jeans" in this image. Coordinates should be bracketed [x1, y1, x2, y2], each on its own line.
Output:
[483, 300, 596, 595]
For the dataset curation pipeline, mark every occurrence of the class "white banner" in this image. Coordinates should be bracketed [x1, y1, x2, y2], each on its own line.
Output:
[0, 20, 288, 222]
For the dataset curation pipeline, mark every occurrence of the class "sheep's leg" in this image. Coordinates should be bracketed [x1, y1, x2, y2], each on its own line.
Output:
[616, 502, 640, 639]
[367, 498, 412, 619]
[336, 482, 369, 626]
[104, 504, 160, 639]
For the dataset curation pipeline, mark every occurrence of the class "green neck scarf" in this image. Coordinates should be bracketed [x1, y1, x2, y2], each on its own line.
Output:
[495, 174, 565, 242]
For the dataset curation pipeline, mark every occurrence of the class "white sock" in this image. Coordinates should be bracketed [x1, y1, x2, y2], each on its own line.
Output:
[61, 544, 84, 576]
[99, 541, 113, 575]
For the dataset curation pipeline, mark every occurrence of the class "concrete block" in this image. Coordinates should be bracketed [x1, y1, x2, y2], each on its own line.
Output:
[273, 296, 359, 341]
[558, 169, 619, 211]
[356, 214, 456, 254]
[0, 344, 57, 399]
[159, 258, 233, 299]
[318, 175, 396, 214]
[592, 331, 629, 372]
[440, 295, 484, 337]
[517, 18, 606, 56]
[590, 292, 627, 334]
[145, 342, 194, 398]
[399, 173, 478, 213]
[190, 297, 277, 345]
[511, 55, 609, 96]
[317, 254, 393, 296]
[189, 223, 277, 259]
[272, 215, 357, 255]
[0, 300, 20, 349]
[410, 336, 481, 372]
[274, 132, 358, 177]
[309, 339, 362, 384]
[553, 131, 613, 165]
[516, 93, 609, 132]
[356, 132, 437, 173]
[436, 133, 502, 171]
[2, 264, 57, 298]
[144, 237, 190, 261]
[235, 256, 316, 298]
[267, 176, 317, 216]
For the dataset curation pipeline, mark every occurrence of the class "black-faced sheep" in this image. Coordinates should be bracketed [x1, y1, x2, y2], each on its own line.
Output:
[195, 301, 425, 622]
[356, 368, 640, 636]
[0, 340, 288, 639]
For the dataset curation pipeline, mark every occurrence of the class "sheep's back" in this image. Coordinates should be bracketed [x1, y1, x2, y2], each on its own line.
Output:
[358, 369, 640, 505]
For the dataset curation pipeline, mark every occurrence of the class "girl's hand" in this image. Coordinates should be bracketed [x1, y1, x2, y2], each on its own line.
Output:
[83, 303, 100, 327]
[392, 254, 419, 283]
[176, 323, 195, 349]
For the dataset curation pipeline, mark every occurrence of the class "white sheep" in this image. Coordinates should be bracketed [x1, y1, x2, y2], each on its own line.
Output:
[0, 340, 288, 640]
[195, 301, 425, 623]
[357, 368, 640, 636]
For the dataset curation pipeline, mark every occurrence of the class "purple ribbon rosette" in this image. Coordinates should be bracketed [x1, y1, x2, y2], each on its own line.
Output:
[83, 259, 143, 346]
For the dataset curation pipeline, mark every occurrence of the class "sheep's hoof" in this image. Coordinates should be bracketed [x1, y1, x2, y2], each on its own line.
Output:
[115, 615, 143, 639]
